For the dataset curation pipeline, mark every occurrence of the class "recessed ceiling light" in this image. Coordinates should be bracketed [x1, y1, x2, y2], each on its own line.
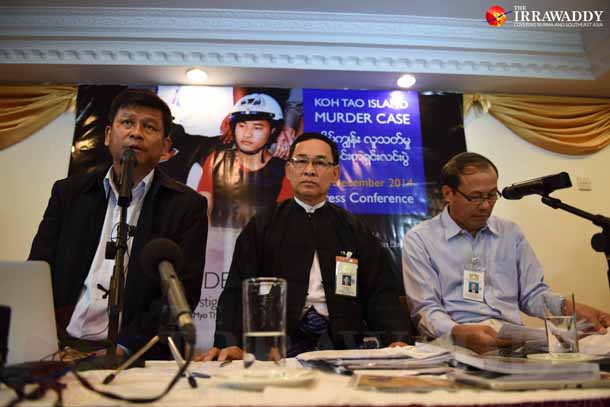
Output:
[186, 68, 208, 83]
[396, 74, 416, 88]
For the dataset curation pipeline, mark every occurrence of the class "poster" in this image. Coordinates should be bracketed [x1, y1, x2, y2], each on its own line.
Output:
[69, 85, 465, 351]
[303, 89, 426, 215]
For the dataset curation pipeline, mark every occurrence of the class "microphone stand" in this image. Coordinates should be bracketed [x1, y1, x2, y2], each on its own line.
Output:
[540, 194, 610, 291]
[105, 202, 128, 366]
[104, 156, 136, 368]
[103, 305, 197, 387]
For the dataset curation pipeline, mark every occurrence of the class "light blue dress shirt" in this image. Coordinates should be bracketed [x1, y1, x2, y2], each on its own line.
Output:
[402, 206, 558, 338]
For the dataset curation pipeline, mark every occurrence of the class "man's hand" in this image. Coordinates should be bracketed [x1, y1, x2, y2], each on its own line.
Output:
[57, 345, 125, 362]
[194, 346, 243, 362]
[451, 324, 515, 354]
[573, 302, 610, 334]
[272, 127, 297, 159]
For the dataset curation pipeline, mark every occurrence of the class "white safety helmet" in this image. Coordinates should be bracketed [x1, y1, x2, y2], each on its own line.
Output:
[229, 93, 284, 126]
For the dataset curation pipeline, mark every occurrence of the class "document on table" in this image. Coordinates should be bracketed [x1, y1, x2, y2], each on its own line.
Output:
[448, 370, 610, 391]
[297, 344, 452, 370]
[355, 374, 463, 392]
[497, 321, 610, 356]
[454, 352, 600, 376]
[580, 331, 610, 355]
[496, 322, 546, 343]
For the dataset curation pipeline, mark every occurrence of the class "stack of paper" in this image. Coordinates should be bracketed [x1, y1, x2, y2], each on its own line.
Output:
[297, 344, 452, 370]
[448, 370, 609, 391]
[454, 352, 600, 377]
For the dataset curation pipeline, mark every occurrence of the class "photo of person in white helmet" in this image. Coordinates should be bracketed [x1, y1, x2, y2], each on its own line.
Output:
[197, 92, 293, 228]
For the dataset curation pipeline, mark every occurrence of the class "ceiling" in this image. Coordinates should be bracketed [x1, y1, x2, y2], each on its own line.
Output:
[4, 0, 607, 19]
[1, 0, 609, 97]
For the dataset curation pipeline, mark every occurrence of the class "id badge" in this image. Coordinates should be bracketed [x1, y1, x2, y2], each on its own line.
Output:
[335, 254, 358, 297]
[463, 269, 484, 302]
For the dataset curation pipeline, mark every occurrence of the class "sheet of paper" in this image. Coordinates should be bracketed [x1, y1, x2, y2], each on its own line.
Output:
[579, 331, 610, 355]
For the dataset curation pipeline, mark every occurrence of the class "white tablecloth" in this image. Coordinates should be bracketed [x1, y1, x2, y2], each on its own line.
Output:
[2, 359, 610, 406]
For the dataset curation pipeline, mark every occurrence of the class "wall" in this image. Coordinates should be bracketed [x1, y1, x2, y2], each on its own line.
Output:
[465, 112, 610, 324]
[0, 112, 74, 260]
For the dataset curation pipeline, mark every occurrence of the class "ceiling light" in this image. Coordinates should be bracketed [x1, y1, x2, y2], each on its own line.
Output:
[396, 74, 416, 88]
[186, 68, 208, 83]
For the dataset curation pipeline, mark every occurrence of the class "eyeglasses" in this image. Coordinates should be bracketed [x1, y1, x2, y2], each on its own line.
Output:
[454, 188, 501, 205]
[289, 156, 336, 170]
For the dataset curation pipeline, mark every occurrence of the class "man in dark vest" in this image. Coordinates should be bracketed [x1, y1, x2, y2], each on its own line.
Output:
[198, 132, 412, 361]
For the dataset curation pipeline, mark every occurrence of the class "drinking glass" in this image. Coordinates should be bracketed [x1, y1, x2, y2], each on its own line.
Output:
[542, 292, 579, 359]
[242, 277, 287, 372]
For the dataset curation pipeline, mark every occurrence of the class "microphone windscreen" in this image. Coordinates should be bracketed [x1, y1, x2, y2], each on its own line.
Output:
[120, 148, 137, 165]
[141, 238, 184, 276]
[501, 185, 524, 200]
[501, 172, 572, 200]
[548, 172, 572, 191]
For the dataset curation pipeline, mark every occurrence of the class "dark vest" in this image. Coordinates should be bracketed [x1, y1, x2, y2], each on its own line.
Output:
[214, 199, 413, 349]
[258, 201, 366, 347]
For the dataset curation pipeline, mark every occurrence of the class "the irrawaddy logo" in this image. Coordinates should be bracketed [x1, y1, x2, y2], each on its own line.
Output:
[513, 5, 604, 28]
[485, 4, 605, 29]
[486, 5, 510, 27]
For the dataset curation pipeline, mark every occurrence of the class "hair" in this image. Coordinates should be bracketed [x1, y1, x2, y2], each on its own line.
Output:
[440, 152, 498, 189]
[288, 132, 339, 164]
[107, 88, 173, 137]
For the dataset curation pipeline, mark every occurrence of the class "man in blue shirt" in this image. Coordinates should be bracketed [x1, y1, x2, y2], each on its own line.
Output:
[402, 152, 610, 354]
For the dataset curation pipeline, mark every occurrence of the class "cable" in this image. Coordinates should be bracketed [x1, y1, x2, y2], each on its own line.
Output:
[69, 345, 194, 403]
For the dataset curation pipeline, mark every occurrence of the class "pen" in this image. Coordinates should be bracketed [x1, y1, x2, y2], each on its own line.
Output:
[191, 372, 212, 379]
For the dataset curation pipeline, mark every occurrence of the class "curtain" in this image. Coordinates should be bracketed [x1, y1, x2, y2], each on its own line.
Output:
[464, 93, 610, 155]
[0, 85, 77, 150]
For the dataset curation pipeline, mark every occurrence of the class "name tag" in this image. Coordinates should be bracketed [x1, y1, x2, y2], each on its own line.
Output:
[335, 254, 358, 297]
[463, 269, 484, 302]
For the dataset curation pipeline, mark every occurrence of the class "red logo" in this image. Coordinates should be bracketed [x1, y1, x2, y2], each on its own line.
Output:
[486, 5, 509, 27]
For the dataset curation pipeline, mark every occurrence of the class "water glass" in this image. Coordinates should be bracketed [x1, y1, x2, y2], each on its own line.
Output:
[242, 277, 287, 371]
[542, 292, 579, 358]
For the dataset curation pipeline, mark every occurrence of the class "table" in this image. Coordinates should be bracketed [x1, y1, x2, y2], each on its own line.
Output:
[2, 360, 610, 406]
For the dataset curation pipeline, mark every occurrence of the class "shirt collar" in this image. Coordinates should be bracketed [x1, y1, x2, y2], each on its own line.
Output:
[486, 216, 499, 235]
[104, 167, 155, 203]
[440, 205, 498, 240]
[293, 197, 326, 214]
[440, 206, 462, 240]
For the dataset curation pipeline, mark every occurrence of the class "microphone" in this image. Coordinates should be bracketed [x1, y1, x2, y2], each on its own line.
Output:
[141, 238, 196, 345]
[118, 148, 137, 207]
[502, 172, 572, 200]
